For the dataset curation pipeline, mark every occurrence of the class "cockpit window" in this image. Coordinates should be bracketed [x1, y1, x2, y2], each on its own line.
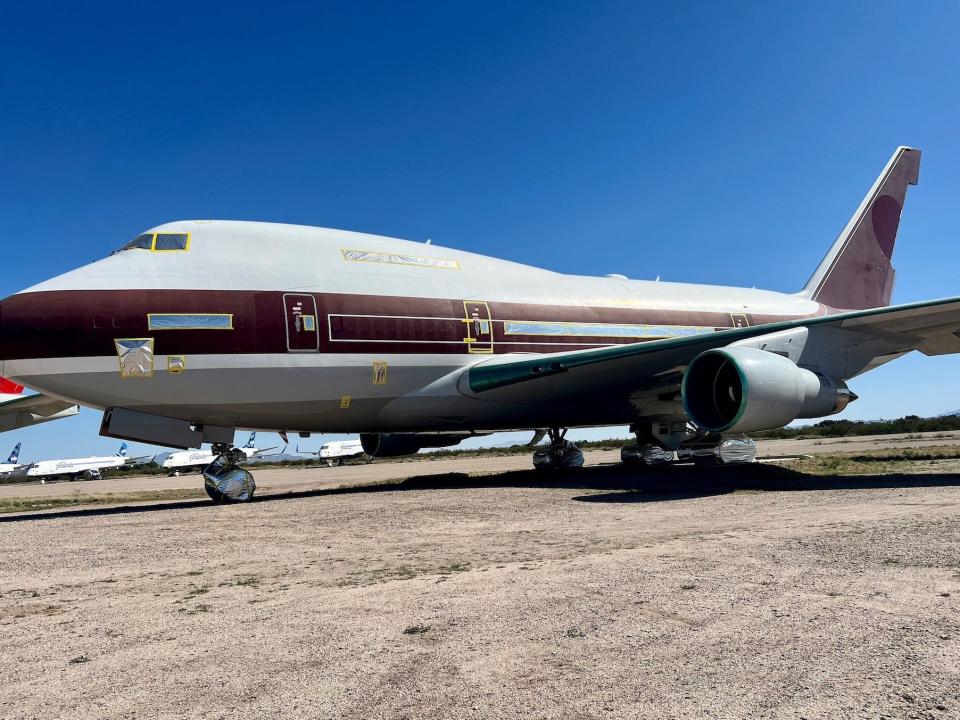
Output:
[120, 234, 155, 251]
[115, 232, 190, 253]
[154, 233, 190, 251]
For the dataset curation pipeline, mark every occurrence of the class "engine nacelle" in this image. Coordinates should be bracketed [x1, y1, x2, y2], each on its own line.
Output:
[359, 432, 470, 458]
[681, 347, 856, 433]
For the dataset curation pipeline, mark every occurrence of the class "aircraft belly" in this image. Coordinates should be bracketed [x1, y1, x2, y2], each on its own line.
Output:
[5, 353, 642, 432]
[6, 355, 476, 431]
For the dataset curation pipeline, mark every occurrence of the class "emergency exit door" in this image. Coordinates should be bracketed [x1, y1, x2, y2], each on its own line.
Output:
[463, 301, 493, 353]
[283, 294, 319, 351]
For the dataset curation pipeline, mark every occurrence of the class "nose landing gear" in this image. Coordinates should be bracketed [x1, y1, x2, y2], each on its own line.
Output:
[203, 444, 256, 503]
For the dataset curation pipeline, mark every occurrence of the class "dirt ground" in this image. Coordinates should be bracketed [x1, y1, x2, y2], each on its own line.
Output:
[4, 429, 960, 501]
[1, 434, 959, 719]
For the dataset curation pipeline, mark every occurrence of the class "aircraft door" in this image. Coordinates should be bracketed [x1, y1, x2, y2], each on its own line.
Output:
[463, 301, 493, 353]
[283, 294, 319, 351]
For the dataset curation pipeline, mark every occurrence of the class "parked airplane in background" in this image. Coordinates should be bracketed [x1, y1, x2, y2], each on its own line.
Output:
[0, 377, 78, 433]
[1, 146, 958, 503]
[298, 438, 366, 466]
[23, 443, 149, 482]
[154, 432, 276, 475]
[0, 442, 26, 477]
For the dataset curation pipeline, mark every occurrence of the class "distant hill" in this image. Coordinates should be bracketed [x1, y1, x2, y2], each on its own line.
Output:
[752, 414, 960, 440]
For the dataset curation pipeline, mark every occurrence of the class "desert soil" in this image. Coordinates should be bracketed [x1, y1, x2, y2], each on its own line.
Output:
[4, 429, 960, 501]
[0, 435, 958, 719]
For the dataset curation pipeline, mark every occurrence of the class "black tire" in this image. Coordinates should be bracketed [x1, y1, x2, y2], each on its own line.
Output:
[204, 482, 256, 504]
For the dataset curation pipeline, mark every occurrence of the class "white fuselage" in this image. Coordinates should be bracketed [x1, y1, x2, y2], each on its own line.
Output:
[0, 220, 826, 437]
[158, 449, 217, 470]
[159, 445, 260, 470]
[316, 440, 364, 459]
[27, 455, 127, 478]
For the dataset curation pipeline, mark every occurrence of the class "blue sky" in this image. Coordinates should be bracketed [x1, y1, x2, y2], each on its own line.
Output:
[2, 2, 960, 460]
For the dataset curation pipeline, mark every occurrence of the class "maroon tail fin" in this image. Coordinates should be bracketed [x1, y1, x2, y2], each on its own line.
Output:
[802, 147, 920, 310]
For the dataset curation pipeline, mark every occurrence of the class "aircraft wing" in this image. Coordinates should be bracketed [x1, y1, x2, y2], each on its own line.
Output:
[466, 296, 960, 403]
[0, 392, 80, 433]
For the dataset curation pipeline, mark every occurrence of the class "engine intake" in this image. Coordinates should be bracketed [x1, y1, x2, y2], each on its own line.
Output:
[359, 432, 471, 458]
[681, 347, 855, 433]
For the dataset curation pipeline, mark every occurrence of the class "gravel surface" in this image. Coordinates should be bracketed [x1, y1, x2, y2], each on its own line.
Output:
[1, 454, 959, 719]
[4, 430, 960, 501]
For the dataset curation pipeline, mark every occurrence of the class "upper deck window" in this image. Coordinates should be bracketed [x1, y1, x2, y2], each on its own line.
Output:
[116, 232, 190, 253]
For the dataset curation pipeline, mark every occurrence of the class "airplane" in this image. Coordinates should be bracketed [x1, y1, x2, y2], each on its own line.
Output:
[154, 432, 277, 475]
[22, 442, 150, 482]
[0, 376, 78, 433]
[1, 145, 958, 503]
[298, 438, 367, 466]
[0, 442, 27, 477]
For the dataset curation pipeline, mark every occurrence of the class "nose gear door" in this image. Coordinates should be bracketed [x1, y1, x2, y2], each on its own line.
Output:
[283, 294, 319, 351]
[463, 301, 493, 354]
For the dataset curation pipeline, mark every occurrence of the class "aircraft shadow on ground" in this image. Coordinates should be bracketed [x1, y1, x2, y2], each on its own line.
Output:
[2, 462, 958, 522]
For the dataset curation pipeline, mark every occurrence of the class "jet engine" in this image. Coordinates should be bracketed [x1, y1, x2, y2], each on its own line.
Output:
[359, 432, 471, 458]
[681, 347, 856, 433]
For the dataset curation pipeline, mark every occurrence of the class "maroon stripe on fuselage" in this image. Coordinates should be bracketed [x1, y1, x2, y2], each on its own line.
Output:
[0, 290, 820, 361]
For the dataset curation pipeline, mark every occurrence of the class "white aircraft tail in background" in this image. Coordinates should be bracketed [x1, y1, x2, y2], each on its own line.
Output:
[0, 441, 27, 477]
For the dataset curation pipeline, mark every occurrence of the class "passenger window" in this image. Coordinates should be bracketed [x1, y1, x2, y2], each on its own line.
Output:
[154, 233, 189, 251]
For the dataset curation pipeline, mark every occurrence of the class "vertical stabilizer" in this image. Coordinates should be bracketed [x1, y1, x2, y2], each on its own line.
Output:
[802, 147, 920, 310]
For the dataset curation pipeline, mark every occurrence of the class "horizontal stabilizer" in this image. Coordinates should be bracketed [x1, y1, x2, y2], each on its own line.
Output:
[0, 391, 80, 433]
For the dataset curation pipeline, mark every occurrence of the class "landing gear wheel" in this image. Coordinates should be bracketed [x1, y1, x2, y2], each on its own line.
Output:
[620, 442, 674, 466]
[202, 447, 257, 503]
[680, 435, 757, 465]
[532, 427, 584, 471]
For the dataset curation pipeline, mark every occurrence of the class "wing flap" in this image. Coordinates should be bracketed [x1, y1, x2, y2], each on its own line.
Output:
[835, 297, 960, 355]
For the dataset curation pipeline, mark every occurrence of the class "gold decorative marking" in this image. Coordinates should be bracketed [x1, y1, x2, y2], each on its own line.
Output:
[372, 361, 388, 385]
[340, 395, 352, 409]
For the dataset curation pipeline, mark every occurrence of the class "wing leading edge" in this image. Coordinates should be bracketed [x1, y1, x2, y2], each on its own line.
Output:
[467, 296, 960, 394]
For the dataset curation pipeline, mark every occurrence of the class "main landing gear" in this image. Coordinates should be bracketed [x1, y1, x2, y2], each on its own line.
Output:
[203, 444, 256, 503]
[532, 427, 585, 472]
[677, 434, 757, 465]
